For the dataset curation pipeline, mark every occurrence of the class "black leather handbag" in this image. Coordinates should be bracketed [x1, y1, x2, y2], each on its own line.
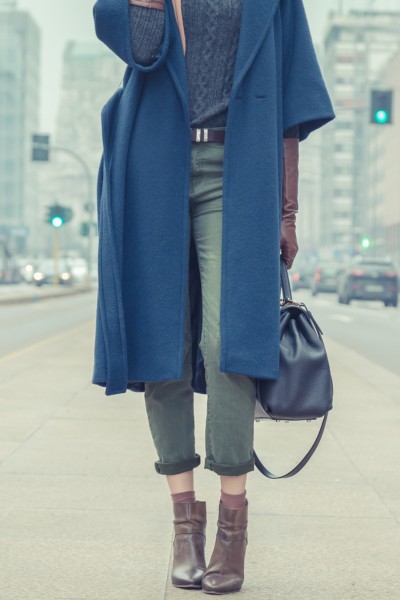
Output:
[253, 256, 334, 479]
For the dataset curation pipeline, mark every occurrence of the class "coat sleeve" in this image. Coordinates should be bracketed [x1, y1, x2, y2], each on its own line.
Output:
[280, 0, 335, 141]
[93, 0, 170, 72]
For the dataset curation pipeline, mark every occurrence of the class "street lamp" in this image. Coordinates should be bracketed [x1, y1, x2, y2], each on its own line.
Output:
[32, 135, 95, 287]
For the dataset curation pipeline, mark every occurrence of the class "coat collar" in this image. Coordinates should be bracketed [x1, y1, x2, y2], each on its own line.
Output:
[166, 0, 281, 113]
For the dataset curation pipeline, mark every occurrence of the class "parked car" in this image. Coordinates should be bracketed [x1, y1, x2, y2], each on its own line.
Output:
[33, 259, 73, 286]
[291, 264, 315, 291]
[311, 261, 342, 295]
[337, 256, 398, 307]
[68, 258, 89, 283]
[19, 260, 36, 283]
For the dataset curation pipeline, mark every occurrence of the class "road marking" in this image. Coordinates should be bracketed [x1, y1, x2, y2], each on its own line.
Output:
[329, 314, 353, 323]
[344, 305, 389, 319]
[307, 296, 398, 320]
[0, 320, 94, 363]
[309, 298, 333, 307]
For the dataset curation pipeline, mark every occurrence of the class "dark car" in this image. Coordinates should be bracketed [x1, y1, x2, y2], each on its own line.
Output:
[337, 257, 398, 307]
[310, 261, 342, 295]
[291, 264, 315, 291]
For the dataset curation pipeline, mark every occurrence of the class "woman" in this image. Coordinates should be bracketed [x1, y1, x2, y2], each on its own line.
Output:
[92, 0, 335, 594]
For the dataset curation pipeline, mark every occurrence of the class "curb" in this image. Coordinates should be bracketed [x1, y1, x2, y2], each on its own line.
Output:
[0, 284, 96, 306]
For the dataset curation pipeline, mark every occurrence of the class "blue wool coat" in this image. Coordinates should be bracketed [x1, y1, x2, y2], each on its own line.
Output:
[92, 0, 335, 396]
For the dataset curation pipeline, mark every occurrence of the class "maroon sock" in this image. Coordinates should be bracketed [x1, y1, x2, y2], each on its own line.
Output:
[171, 490, 196, 504]
[220, 489, 247, 510]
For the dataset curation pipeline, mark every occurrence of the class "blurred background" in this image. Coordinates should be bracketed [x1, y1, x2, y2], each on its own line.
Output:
[0, 0, 399, 367]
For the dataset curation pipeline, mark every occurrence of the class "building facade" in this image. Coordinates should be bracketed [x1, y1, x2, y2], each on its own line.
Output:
[321, 9, 400, 258]
[38, 41, 123, 259]
[368, 47, 400, 267]
[296, 47, 329, 264]
[0, 1, 40, 255]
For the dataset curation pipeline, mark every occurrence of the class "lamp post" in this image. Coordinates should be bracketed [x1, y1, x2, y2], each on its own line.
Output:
[32, 135, 95, 287]
[51, 146, 95, 286]
[44, 204, 73, 285]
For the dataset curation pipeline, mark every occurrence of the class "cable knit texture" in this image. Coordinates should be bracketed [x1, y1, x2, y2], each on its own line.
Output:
[129, 5, 165, 66]
[129, 0, 242, 127]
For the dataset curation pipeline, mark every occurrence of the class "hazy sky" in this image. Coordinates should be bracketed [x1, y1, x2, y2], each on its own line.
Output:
[15, 0, 400, 134]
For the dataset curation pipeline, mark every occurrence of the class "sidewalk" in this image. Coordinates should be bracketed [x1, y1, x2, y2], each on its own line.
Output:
[0, 321, 399, 599]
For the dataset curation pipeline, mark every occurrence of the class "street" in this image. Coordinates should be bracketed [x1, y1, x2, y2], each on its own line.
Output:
[1, 288, 399, 374]
[0, 292, 399, 599]
[293, 288, 400, 376]
[0, 289, 96, 358]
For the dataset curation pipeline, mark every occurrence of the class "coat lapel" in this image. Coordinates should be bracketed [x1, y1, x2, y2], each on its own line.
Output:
[167, 0, 281, 108]
[232, 0, 280, 93]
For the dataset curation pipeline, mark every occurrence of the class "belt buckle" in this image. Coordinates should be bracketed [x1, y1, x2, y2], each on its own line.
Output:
[194, 128, 208, 142]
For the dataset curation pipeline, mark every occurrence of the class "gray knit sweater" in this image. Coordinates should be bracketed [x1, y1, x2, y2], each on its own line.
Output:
[129, 0, 242, 128]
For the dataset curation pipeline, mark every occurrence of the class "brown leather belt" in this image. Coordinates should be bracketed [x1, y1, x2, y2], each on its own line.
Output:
[191, 128, 225, 143]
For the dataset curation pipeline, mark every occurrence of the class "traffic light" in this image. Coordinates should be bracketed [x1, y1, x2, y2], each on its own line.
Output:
[80, 222, 98, 237]
[360, 236, 370, 249]
[45, 204, 73, 227]
[370, 90, 393, 125]
[80, 222, 90, 237]
[32, 134, 50, 161]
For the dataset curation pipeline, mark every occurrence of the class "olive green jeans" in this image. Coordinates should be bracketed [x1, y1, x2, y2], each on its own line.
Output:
[144, 129, 257, 477]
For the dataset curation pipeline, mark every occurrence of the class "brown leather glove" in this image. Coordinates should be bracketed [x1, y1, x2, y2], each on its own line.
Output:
[280, 136, 299, 270]
[129, 0, 164, 10]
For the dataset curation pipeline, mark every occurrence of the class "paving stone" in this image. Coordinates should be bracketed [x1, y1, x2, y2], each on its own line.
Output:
[0, 321, 399, 599]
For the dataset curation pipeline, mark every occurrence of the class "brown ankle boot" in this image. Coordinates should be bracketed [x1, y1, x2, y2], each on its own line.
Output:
[202, 500, 248, 595]
[171, 500, 207, 589]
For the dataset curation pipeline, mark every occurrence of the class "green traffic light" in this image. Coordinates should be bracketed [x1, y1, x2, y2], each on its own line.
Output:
[370, 90, 393, 125]
[45, 204, 73, 227]
[375, 110, 389, 124]
[361, 237, 370, 249]
[51, 216, 64, 228]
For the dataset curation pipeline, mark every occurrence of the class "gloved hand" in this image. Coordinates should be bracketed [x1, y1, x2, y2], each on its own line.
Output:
[280, 137, 299, 269]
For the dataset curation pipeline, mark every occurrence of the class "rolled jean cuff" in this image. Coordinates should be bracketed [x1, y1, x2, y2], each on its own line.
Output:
[154, 453, 201, 475]
[204, 456, 255, 476]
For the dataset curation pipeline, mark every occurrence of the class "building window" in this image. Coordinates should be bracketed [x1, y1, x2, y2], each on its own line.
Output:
[333, 232, 352, 244]
[336, 121, 353, 130]
[334, 188, 351, 196]
[336, 55, 354, 63]
[334, 211, 351, 219]
[334, 165, 353, 175]
[335, 143, 353, 153]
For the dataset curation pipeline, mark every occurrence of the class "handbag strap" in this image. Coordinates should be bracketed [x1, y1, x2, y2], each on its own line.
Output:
[280, 255, 292, 300]
[253, 413, 328, 479]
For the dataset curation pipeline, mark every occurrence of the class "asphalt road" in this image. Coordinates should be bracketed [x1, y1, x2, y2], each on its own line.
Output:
[295, 288, 400, 377]
[0, 289, 97, 359]
[0, 287, 399, 376]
